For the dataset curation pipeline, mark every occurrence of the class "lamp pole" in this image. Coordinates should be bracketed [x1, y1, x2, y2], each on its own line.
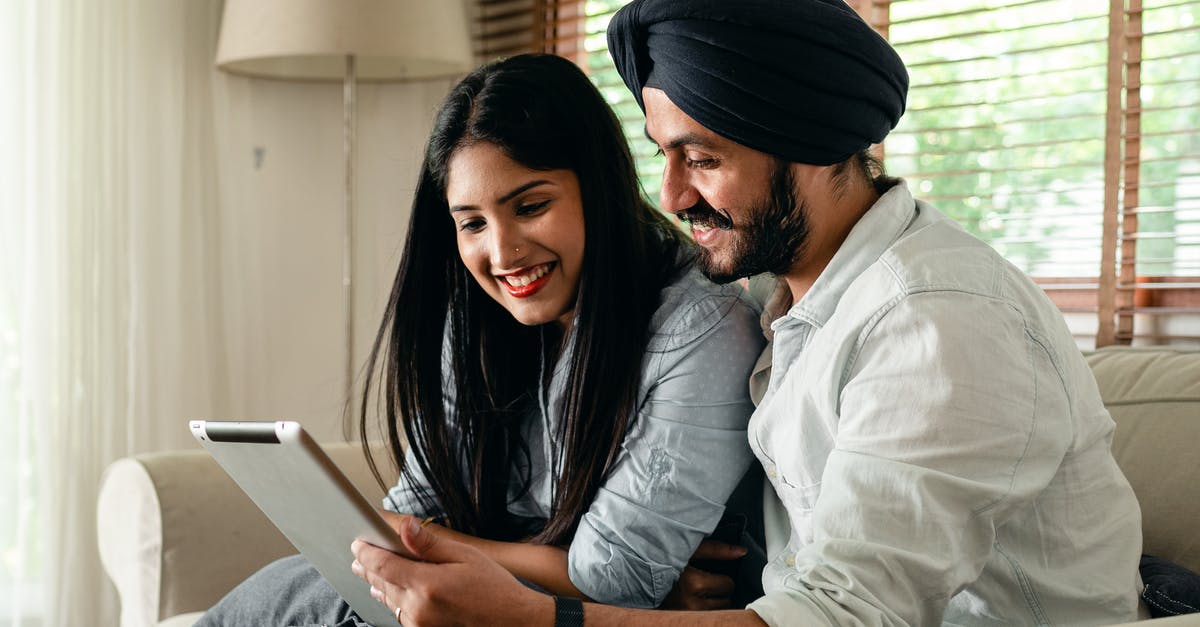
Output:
[343, 54, 357, 406]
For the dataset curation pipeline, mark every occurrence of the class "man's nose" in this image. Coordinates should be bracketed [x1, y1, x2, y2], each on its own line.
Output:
[658, 159, 701, 213]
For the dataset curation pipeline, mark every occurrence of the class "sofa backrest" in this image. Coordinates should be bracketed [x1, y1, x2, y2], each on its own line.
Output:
[1085, 347, 1200, 574]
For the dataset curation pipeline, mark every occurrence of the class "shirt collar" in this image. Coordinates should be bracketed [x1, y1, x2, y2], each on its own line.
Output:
[768, 180, 918, 333]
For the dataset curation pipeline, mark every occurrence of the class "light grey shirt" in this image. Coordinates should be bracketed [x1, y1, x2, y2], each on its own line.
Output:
[744, 182, 1143, 626]
[384, 262, 765, 608]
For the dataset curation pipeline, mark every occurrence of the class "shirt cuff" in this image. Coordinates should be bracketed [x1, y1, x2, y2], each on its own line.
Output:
[746, 589, 832, 627]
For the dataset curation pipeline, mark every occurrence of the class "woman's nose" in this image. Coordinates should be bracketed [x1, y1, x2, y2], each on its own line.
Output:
[488, 223, 527, 268]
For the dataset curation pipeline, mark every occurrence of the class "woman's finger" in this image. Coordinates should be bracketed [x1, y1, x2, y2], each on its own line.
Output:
[351, 539, 424, 594]
[351, 543, 419, 622]
[689, 538, 747, 562]
[681, 566, 736, 598]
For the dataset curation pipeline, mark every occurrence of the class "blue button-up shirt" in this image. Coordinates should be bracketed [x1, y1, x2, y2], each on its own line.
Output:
[744, 182, 1143, 626]
[385, 262, 764, 608]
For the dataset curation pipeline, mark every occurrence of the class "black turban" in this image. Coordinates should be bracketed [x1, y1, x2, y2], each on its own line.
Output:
[607, 0, 909, 166]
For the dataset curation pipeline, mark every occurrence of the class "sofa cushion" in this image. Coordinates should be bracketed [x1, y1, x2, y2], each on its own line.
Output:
[1085, 347, 1200, 574]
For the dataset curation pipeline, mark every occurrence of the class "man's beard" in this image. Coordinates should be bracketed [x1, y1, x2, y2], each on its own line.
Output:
[677, 162, 810, 284]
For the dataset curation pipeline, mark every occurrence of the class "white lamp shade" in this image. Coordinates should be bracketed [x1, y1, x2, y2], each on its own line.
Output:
[215, 0, 473, 81]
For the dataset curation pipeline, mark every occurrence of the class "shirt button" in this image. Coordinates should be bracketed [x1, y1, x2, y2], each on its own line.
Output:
[785, 554, 796, 567]
[767, 466, 778, 479]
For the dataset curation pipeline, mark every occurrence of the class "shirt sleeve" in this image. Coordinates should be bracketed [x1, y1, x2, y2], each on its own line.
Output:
[382, 342, 455, 519]
[381, 444, 446, 519]
[566, 289, 766, 608]
[748, 291, 1072, 625]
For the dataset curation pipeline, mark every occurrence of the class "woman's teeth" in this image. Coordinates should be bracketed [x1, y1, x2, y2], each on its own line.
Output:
[503, 264, 551, 287]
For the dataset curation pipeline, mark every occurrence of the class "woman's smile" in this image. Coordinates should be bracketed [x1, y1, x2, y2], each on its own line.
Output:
[497, 262, 556, 297]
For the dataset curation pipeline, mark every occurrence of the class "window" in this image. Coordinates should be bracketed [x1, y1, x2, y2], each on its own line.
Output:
[473, 0, 664, 198]
[474, 0, 1200, 347]
[878, 0, 1200, 347]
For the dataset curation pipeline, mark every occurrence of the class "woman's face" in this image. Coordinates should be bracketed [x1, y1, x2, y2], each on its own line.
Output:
[446, 142, 586, 329]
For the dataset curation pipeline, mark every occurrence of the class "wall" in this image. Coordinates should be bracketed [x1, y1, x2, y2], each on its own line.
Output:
[208, 74, 458, 446]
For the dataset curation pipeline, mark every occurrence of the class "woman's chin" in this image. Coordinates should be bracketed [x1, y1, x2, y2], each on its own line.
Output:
[501, 301, 573, 328]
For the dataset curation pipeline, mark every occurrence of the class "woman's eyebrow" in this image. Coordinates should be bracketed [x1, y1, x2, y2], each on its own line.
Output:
[499, 179, 553, 203]
[450, 179, 553, 213]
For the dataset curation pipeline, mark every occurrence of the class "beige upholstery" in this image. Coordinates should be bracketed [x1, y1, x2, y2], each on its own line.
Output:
[97, 441, 390, 627]
[98, 347, 1200, 626]
[156, 613, 204, 627]
[1085, 348, 1200, 574]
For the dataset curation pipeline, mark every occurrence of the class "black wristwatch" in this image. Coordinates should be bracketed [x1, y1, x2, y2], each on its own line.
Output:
[554, 596, 584, 627]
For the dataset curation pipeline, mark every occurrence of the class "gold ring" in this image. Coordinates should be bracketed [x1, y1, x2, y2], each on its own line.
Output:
[420, 516, 436, 528]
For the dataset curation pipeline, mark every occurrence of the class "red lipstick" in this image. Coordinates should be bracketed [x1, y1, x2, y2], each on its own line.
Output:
[498, 264, 554, 298]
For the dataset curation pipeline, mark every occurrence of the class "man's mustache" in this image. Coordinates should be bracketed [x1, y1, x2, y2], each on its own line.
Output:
[675, 201, 734, 231]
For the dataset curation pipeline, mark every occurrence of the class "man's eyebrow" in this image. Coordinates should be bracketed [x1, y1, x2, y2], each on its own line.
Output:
[449, 179, 553, 212]
[643, 127, 717, 151]
[644, 126, 657, 146]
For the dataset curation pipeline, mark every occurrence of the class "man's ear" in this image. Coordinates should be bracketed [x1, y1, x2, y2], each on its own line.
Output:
[788, 161, 830, 194]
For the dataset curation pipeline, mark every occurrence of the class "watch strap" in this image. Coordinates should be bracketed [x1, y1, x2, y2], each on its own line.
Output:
[553, 595, 584, 627]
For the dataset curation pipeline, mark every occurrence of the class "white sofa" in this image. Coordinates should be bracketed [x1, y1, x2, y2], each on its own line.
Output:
[97, 441, 391, 627]
[98, 346, 1200, 626]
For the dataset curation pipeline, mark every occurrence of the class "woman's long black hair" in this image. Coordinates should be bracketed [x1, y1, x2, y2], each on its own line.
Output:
[359, 54, 690, 545]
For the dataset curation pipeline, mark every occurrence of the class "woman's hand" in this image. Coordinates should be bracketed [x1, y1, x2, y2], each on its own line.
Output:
[658, 539, 746, 610]
[375, 508, 586, 599]
[377, 509, 413, 534]
[351, 516, 553, 627]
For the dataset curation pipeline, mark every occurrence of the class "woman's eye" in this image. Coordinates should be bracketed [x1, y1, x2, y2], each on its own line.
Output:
[654, 148, 664, 158]
[686, 157, 718, 169]
[516, 200, 551, 216]
[459, 219, 485, 232]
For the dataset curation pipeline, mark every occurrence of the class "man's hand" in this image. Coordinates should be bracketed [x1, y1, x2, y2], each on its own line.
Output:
[351, 516, 552, 627]
[659, 539, 746, 610]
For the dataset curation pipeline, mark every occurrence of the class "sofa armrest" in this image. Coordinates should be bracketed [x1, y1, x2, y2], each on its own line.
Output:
[97, 441, 391, 627]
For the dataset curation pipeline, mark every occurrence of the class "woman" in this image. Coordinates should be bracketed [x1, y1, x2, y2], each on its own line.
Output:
[199, 54, 763, 626]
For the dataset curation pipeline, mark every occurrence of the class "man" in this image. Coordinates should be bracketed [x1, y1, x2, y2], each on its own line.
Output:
[351, 1, 1145, 624]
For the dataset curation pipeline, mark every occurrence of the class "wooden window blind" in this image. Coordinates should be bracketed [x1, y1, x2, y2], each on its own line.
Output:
[476, 0, 1200, 348]
[1108, 0, 1200, 345]
[472, 0, 665, 200]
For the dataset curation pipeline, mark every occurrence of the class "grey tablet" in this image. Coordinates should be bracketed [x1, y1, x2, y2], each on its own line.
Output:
[189, 420, 402, 627]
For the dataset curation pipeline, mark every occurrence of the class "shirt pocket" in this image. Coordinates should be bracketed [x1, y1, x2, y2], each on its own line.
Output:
[772, 475, 823, 548]
[773, 473, 822, 513]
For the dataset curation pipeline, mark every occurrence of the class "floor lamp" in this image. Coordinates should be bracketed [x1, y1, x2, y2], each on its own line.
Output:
[214, 0, 473, 406]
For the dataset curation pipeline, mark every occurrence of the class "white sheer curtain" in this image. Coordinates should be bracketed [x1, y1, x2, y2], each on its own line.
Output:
[1, 0, 449, 624]
[2, 1, 231, 625]
[0, 5, 46, 624]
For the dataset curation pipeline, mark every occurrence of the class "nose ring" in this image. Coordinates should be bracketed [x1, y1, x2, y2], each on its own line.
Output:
[515, 247, 520, 253]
